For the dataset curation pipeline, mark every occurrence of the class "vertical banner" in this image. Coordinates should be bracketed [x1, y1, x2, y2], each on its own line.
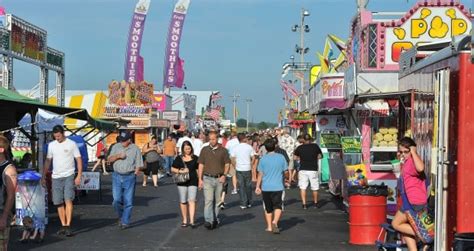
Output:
[124, 0, 151, 83]
[163, 0, 191, 89]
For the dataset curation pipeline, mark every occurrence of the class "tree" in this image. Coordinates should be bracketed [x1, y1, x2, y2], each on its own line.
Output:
[257, 122, 269, 130]
[236, 118, 247, 128]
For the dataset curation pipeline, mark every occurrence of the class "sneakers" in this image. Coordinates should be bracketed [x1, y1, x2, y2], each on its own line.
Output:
[56, 226, 67, 236]
[120, 224, 129, 230]
[218, 202, 226, 210]
[314, 202, 322, 209]
[247, 204, 252, 208]
[231, 189, 238, 195]
[302, 204, 308, 210]
[240, 205, 247, 210]
[64, 227, 73, 237]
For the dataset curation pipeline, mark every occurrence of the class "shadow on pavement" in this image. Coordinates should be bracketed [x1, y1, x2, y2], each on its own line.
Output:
[219, 213, 255, 226]
[130, 213, 178, 228]
[279, 216, 305, 232]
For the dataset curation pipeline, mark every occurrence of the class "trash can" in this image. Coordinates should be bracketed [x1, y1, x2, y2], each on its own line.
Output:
[348, 185, 388, 245]
[15, 171, 48, 229]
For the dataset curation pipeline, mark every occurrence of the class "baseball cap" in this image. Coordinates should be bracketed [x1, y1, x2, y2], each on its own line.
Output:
[119, 131, 132, 142]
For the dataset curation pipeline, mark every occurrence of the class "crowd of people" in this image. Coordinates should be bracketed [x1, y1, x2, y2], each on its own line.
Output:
[0, 125, 430, 250]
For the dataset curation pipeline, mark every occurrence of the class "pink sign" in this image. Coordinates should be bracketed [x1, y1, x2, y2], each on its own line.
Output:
[321, 77, 344, 100]
[152, 94, 167, 111]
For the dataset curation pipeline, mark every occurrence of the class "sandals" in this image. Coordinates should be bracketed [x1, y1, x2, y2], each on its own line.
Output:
[181, 222, 188, 228]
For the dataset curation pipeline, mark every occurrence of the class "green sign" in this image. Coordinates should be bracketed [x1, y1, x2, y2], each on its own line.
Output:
[341, 136, 362, 153]
[320, 133, 341, 148]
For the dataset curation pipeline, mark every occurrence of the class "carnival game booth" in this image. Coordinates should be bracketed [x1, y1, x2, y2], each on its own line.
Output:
[398, 35, 474, 250]
[103, 80, 173, 149]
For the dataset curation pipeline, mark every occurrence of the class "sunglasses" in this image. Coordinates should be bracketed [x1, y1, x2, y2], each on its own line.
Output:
[398, 150, 410, 154]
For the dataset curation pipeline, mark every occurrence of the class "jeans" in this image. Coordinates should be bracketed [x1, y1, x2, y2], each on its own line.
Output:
[236, 171, 252, 207]
[163, 156, 174, 174]
[112, 172, 136, 225]
[203, 176, 223, 223]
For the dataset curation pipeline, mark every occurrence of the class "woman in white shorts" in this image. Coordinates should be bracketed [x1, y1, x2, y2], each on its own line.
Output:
[172, 141, 199, 228]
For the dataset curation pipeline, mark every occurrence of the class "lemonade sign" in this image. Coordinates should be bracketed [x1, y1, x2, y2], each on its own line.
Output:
[341, 136, 362, 154]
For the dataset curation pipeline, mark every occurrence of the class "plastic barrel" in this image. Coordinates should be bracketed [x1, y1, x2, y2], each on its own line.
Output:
[348, 185, 388, 245]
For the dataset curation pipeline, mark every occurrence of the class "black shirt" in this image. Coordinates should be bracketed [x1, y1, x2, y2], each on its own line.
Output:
[172, 155, 199, 187]
[294, 144, 323, 171]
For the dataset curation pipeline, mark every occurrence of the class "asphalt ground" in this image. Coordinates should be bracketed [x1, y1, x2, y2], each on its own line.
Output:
[9, 173, 375, 251]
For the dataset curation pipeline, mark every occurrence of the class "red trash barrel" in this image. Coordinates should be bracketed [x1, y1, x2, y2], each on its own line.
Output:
[348, 185, 388, 245]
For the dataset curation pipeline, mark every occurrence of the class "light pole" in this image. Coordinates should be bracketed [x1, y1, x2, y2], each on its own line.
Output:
[292, 8, 310, 108]
[230, 92, 240, 125]
[245, 98, 252, 132]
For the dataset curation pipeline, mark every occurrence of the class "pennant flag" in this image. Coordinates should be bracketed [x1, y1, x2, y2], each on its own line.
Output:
[163, 0, 191, 89]
[328, 34, 347, 54]
[332, 53, 346, 72]
[294, 71, 305, 80]
[124, 0, 151, 83]
[280, 80, 299, 97]
[317, 52, 330, 74]
[323, 38, 333, 60]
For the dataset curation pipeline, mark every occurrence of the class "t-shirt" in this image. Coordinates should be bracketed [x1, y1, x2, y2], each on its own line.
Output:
[47, 138, 81, 179]
[109, 143, 144, 174]
[176, 136, 192, 154]
[192, 138, 204, 157]
[163, 139, 176, 156]
[257, 153, 288, 191]
[198, 145, 231, 176]
[0, 160, 13, 212]
[96, 141, 105, 158]
[230, 143, 256, 172]
[275, 148, 290, 164]
[225, 138, 239, 152]
[293, 143, 323, 171]
[402, 156, 427, 206]
[172, 155, 199, 187]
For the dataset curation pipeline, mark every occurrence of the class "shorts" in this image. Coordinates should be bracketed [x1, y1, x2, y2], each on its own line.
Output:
[145, 161, 160, 175]
[52, 174, 76, 205]
[177, 185, 198, 203]
[262, 191, 283, 213]
[228, 165, 236, 177]
[298, 170, 319, 191]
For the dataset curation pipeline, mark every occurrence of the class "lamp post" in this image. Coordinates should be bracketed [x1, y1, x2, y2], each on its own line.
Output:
[230, 92, 240, 125]
[292, 8, 310, 109]
[245, 98, 252, 132]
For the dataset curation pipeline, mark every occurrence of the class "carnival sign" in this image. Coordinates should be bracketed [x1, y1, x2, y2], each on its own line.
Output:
[384, 5, 471, 64]
[161, 110, 181, 124]
[163, 0, 191, 89]
[152, 93, 168, 112]
[124, 0, 151, 83]
[7, 14, 47, 63]
[321, 77, 344, 100]
[320, 133, 342, 149]
[341, 136, 362, 154]
[108, 80, 154, 106]
[354, 99, 390, 117]
[77, 172, 100, 191]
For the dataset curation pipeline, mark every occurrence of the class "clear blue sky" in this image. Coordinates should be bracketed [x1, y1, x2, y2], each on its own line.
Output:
[3, 0, 427, 122]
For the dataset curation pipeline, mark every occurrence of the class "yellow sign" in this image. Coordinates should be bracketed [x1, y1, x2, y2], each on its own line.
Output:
[385, 6, 471, 64]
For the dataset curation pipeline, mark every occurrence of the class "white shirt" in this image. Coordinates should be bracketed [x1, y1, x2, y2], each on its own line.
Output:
[176, 136, 192, 154]
[225, 138, 239, 153]
[192, 138, 204, 157]
[47, 138, 81, 179]
[230, 143, 256, 171]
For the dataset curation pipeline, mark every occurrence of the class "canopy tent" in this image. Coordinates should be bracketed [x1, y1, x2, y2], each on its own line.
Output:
[0, 87, 117, 132]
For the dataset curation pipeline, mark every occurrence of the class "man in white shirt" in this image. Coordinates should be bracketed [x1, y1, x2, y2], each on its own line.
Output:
[191, 131, 204, 157]
[42, 125, 82, 237]
[176, 130, 192, 155]
[230, 133, 256, 209]
[225, 132, 239, 194]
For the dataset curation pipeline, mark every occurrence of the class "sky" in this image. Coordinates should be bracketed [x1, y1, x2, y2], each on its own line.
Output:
[1, 0, 438, 122]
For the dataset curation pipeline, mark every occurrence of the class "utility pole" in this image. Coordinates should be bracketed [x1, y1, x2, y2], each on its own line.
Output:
[245, 98, 252, 132]
[230, 92, 240, 126]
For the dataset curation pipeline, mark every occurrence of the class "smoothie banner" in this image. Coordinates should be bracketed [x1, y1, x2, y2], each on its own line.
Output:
[124, 0, 151, 83]
[163, 0, 191, 89]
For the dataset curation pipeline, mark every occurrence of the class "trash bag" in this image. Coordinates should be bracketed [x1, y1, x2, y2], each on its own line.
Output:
[348, 185, 388, 197]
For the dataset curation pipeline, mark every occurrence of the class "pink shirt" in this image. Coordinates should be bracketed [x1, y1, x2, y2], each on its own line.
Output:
[402, 156, 427, 205]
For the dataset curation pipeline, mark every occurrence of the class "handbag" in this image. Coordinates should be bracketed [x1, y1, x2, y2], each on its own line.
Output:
[172, 156, 190, 183]
[145, 144, 161, 163]
[400, 177, 435, 244]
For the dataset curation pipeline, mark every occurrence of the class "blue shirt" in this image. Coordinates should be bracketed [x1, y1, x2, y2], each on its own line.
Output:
[257, 153, 288, 191]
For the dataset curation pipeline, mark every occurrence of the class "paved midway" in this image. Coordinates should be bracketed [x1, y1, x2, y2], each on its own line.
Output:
[11, 174, 373, 251]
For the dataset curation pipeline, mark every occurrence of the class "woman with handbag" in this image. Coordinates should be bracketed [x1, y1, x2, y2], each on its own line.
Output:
[392, 137, 430, 251]
[142, 136, 162, 187]
[171, 140, 198, 228]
